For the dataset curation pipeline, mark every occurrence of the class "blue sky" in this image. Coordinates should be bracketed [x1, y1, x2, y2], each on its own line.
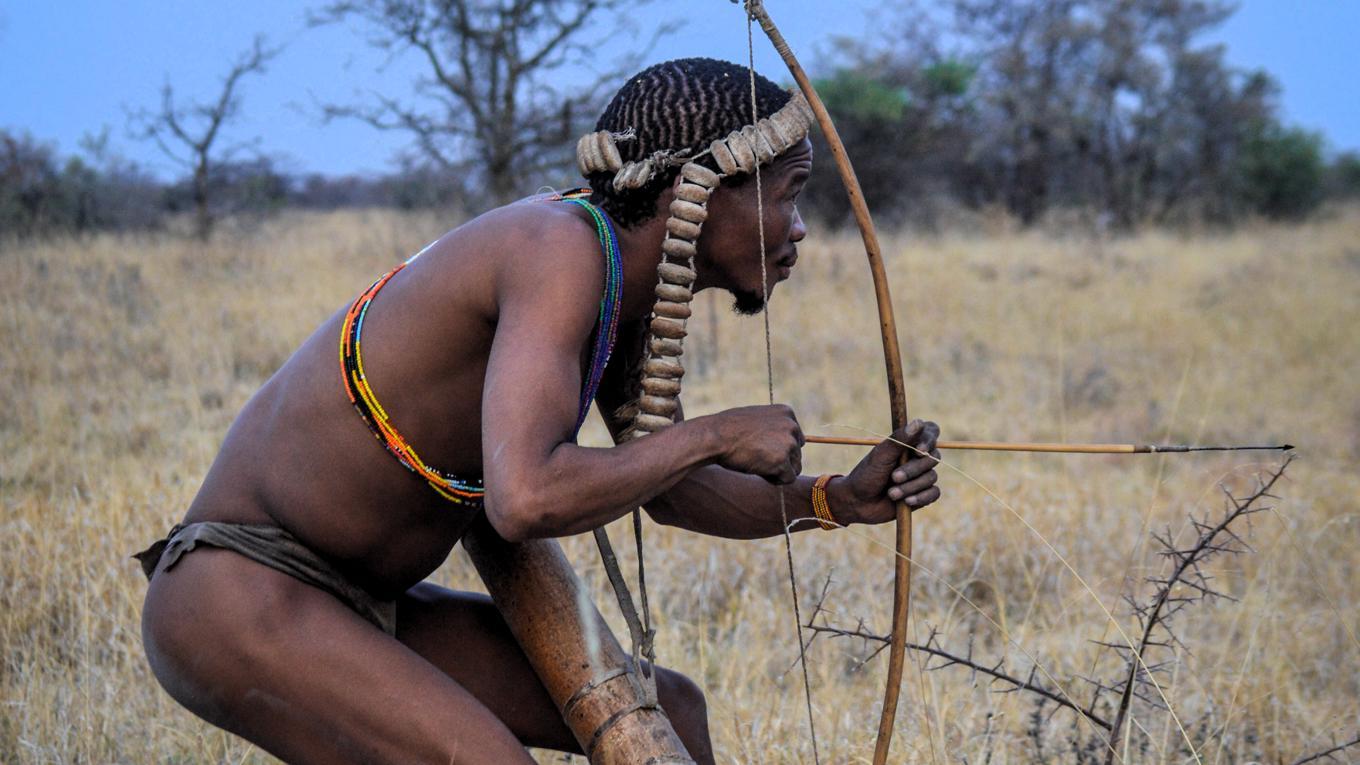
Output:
[2, 1, 1356, 180]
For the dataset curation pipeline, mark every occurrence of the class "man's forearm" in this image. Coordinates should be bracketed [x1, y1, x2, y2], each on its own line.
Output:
[643, 466, 843, 540]
[489, 418, 725, 540]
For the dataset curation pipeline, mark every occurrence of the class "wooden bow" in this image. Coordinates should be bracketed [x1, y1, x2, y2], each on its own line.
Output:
[743, 3, 914, 762]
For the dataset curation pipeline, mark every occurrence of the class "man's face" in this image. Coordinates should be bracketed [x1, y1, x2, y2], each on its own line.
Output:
[694, 138, 813, 315]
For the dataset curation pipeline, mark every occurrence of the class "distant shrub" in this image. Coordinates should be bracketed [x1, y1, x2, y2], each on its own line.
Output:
[0, 129, 164, 238]
[1327, 151, 1360, 199]
[0, 131, 64, 237]
[1237, 121, 1325, 220]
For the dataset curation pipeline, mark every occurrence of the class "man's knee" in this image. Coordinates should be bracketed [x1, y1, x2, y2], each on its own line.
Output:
[657, 668, 707, 728]
[655, 668, 713, 762]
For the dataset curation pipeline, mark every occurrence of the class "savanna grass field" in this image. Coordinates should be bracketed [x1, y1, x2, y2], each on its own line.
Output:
[3, 205, 1358, 763]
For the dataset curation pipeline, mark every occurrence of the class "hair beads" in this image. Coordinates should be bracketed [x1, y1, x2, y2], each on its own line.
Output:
[622, 161, 718, 437]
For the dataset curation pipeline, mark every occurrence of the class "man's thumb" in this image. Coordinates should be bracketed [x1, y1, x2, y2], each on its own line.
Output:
[868, 421, 921, 468]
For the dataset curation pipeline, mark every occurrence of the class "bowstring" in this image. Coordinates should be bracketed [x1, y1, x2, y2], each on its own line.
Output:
[747, 7, 821, 762]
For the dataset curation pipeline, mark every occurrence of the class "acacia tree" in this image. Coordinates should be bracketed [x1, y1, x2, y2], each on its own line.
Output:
[131, 37, 280, 240]
[313, 0, 667, 206]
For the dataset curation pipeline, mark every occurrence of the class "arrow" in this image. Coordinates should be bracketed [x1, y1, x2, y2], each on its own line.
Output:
[805, 435, 1294, 454]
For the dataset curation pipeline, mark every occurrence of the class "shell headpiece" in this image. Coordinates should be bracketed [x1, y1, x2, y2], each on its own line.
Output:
[575, 91, 815, 439]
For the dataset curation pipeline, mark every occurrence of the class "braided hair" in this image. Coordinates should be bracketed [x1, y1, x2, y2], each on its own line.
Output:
[587, 58, 792, 228]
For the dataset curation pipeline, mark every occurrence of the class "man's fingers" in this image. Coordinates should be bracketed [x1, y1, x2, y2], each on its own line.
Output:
[886, 469, 937, 501]
[764, 468, 796, 485]
[906, 486, 941, 509]
[868, 419, 922, 470]
[763, 455, 799, 485]
[892, 450, 941, 483]
[887, 469, 937, 501]
[887, 419, 940, 456]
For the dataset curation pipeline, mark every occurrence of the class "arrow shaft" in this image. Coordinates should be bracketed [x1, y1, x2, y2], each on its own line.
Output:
[805, 435, 1292, 454]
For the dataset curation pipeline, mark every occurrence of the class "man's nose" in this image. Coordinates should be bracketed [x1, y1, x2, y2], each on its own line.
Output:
[790, 207, 807, 242]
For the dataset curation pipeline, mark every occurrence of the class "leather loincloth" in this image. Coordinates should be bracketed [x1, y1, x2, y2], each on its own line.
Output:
[135, 521, 397, 635]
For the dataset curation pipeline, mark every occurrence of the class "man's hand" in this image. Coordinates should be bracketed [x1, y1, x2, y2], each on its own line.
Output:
[831, 419, 942, 525]
[702, 404, 805, 485]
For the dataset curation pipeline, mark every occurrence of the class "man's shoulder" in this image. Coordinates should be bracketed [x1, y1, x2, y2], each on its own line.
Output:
[471, 197, 604, 257]
[469, 199, 612, 324]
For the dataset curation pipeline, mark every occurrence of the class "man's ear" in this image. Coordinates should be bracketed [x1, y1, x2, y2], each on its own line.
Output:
[650, 173, 684, 218]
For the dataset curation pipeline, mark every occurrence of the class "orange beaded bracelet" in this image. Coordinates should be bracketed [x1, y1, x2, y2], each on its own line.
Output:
[811, 474, 842, 530]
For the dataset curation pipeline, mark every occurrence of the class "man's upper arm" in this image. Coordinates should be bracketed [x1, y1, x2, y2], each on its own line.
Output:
[479, 214, 605, 514]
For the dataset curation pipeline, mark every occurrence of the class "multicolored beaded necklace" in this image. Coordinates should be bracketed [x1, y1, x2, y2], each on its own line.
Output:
[563, 194, 624, 434]
[339, 192, 623, 507]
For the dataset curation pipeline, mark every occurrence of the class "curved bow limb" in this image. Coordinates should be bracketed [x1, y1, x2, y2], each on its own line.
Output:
[741, 3, 914, 762]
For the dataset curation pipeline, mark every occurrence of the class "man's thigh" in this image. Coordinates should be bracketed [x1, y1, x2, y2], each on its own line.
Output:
[395, 583, 714, 763]
[141, 548, 535, 765]
[395, 584, 579, 752]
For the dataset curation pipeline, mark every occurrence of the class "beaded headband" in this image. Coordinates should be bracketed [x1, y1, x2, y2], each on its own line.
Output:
[576, 92, 816, 439]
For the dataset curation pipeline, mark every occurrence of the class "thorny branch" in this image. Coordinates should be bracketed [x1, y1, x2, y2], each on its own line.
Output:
[1102, 455, 1294, 764]
[808, 617, 1116, 730]
[806, 459, 1321, 759]
[805, 576, 1113, 730]
[1291, 733, 1360, 765]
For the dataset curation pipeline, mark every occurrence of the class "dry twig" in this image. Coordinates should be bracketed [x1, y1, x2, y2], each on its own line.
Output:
[1291, 733, 1360, 765]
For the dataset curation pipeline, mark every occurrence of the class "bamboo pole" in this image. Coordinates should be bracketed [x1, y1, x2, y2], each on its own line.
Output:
[463, 519, 694, 765]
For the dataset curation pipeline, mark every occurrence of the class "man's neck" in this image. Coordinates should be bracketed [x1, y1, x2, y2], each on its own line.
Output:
[613, 212, 670, 322]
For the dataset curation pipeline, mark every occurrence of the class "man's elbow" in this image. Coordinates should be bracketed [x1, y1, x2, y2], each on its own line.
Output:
[484, 487, 567, 542]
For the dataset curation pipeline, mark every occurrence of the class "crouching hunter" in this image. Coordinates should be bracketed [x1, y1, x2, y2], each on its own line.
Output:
[136, 58, 942, 764]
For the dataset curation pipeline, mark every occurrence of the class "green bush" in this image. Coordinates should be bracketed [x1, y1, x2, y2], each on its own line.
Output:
[1237, 121, 1325, 220]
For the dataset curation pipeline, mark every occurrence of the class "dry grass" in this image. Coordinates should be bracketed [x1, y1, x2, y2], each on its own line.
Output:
[2, 206, 1357, 763]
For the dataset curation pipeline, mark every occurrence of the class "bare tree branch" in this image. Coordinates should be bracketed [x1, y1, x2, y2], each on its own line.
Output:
[128, 35, 281, 239]
[312, 0, 671, 205]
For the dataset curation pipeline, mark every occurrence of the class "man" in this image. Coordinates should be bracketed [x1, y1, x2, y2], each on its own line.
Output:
[138, 57, 941, 764]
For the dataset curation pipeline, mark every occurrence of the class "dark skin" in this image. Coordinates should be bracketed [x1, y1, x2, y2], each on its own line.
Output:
[141, 137, 942, 764]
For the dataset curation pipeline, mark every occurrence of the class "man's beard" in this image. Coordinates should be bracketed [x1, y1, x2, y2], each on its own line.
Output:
[730, 288, 766, 316]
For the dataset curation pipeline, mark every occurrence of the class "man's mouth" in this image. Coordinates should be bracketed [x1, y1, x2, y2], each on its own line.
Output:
[775, 252, 798, 280]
